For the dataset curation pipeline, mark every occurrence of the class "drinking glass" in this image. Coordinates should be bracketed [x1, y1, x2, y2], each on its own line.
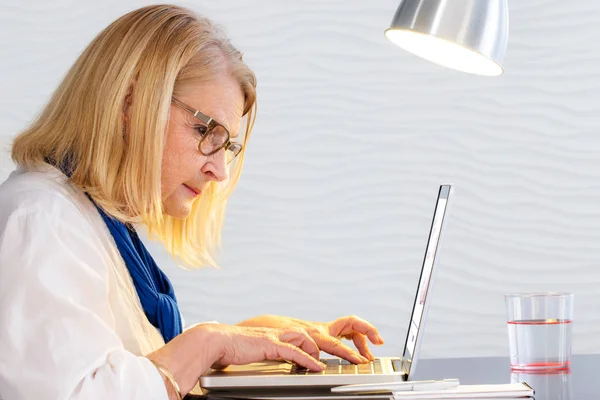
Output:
[505, 293, 574, 371]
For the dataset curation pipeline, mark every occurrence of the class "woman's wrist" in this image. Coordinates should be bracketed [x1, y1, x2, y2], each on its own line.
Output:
[147, 325, 224, 396]
[192, 323, 226, 366]
[149, 358, 182, 400]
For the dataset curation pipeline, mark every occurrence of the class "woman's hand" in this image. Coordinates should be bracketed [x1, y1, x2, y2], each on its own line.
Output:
[207, 324, 325, 370]
[236, 315, 384, 364]
[147, 323, 326, 398]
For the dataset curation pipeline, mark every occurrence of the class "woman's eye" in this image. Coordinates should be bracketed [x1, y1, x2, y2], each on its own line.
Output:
[195, 126, 208, 137]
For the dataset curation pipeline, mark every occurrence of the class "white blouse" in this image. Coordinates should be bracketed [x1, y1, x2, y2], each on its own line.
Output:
[0, 165, 170, 400]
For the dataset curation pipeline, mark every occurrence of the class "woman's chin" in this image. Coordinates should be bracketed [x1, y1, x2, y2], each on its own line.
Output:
[163, 197, 193, 219]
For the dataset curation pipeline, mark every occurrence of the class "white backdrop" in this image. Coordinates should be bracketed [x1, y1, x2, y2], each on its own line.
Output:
[1, 0, 599, 359]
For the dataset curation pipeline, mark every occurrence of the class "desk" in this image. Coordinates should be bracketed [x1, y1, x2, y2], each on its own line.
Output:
[197, 355, 599, 400]
[411, 354, 599, 399]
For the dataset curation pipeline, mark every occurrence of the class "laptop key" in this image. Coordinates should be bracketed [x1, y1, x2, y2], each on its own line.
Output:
[357, 362, 374, 374]
[290, 365, 308, 375]
[373, 359, 383, 374]
[306, 368, 326, 375]
[325, 365, 340, 374]
[318, 358, 338, 374]
[341, 364, 357, 374]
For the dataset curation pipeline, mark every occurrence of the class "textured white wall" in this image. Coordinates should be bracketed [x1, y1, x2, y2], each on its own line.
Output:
[1, 0, 599, 359]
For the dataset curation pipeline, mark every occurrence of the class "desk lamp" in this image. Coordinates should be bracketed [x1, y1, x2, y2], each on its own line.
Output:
[385, 0, 509, 76]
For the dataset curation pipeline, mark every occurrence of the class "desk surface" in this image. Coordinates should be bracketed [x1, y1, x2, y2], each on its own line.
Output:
[411, 354, 599, 399]
[198, 355, 598, 400]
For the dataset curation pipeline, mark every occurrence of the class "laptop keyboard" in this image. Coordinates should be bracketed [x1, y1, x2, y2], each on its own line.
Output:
[290, 358, 383, 375]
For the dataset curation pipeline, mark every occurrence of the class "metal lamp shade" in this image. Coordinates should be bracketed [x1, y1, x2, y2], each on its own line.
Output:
[385, 0, 509, 76]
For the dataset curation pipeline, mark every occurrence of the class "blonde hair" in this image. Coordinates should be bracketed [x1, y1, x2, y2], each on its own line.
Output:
[11, 4, 257, 268]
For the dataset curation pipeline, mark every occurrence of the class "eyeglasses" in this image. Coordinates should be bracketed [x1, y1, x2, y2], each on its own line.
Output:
[171, 97, 243, 164]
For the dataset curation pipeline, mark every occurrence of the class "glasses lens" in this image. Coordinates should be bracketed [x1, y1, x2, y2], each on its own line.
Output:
[226, 143, 243, 164]
[199, 125, 228, 155]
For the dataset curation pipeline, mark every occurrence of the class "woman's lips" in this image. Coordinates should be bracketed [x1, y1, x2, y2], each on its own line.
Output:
[183, 184, 201, 196]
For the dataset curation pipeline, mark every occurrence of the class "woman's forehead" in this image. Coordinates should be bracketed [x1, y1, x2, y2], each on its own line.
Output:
[178, 77, 244, 135]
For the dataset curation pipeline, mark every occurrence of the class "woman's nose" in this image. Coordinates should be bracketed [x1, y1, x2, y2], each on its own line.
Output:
[202, 148, 229, 182]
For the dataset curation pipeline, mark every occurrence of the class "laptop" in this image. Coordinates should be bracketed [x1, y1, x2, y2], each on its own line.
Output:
[200, 184, 453, 390]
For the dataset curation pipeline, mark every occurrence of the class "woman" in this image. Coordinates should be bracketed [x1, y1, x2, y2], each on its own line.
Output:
[0, 5, 384, 400]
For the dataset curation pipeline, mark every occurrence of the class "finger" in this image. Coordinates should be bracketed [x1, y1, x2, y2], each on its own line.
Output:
[329, 316, 384, 345]
[273, 343, 326, 372]
[351, 332, 375, 361]
[314, 334, 369, 364]
[280, 329, 321, 360]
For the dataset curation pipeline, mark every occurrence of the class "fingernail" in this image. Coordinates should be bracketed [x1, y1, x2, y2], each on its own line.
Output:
[319, 362, 326, 369]
[362, 356, 370, 363]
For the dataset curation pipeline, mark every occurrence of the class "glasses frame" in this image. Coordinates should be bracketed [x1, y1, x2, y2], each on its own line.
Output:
[171, 97, 243, 163]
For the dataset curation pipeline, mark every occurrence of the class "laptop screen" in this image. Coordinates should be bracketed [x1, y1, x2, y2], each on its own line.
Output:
[400, 184, 452, 378]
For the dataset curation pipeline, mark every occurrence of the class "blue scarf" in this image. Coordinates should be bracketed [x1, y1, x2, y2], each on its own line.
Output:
[93, 204, 183, 343]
